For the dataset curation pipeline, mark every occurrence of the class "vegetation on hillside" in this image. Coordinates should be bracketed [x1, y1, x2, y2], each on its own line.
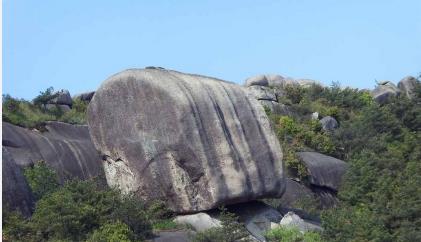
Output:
[2, 87, 88, 128]
[266, 79, 421, 241]
[2, 162, 182, 242]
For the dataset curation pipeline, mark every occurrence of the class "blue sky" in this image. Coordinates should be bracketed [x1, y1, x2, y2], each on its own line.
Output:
[3, 0, 421, 100]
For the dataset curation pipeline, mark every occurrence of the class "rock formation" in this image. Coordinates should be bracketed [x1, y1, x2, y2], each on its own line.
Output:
[320, 116, 338, 131]
[371, 81, 400, 104]
[2, 121, 105, 214]
[87, 68, 285, 213]
[398, 76, 419, 99]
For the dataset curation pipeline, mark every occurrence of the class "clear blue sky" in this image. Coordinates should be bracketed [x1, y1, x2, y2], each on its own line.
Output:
[3, 0, 421, 100]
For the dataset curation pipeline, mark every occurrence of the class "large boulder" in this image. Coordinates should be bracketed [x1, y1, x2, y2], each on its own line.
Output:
[2, 148, 35, 217]
[297, 152, 348, 191]
[245, 74, 295, 88]
[371, 82, 400, 104]
[278, 179, 314, 208]
[87, 68, 285, 213]
[319, 116, 338, 131]
[2, 122, 104, 181]
[398, 76, 419, 99]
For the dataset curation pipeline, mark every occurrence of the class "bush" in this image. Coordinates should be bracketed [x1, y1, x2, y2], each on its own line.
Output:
[86, 221, 135, 242]
[24, 161, 60, 200]
[193, 208, 251, 242]
[265, 226, 324, 242]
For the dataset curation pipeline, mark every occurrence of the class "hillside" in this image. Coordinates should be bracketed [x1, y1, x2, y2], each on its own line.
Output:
[2, 69, 421, 242]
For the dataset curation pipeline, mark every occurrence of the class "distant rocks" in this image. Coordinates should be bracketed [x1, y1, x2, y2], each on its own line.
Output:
[371, 81, 400, 104]
[320, 116, 338, 131]
[88, 68, 285, 213]
[48, 89, 73, 106]
[174, 213, 221, 232]
[398, 76, 419, 99]
[245, 74, 321, 89]
[74, 91, 95, 102]
[297, 152, 348, 191]
[279, 211, 322, 232]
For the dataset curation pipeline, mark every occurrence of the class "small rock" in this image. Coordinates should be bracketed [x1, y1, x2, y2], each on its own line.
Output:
[280, 211, 322, 232]
[320, 116, 338, 131]
[311, 112, 319, 120]
[174, 212, 221, 232]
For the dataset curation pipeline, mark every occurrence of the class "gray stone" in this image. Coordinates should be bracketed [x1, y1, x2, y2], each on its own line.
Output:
[279, 211, 322, 232]
[296, 79, 322, 88]
[2, 122, 104, 182]
[320, 116, 338, 131]
[259, 100, 292, 116]
[152, 230, 194, 242]
[74, 91, 95, 102]
[174, 212, 221, 232]
[48, 89, 73, 106]
[245, 74, 296, 88]
[371, 82, 400, 104]
[278, 179, 314, 208]
[398, 76, 419, 99]
[245, 74, 270, 87]
[2, 148, 35, 217]
[297, 152, 348, 191]
[44, 103, 71, 113]
[247, 86, 277, 101]
[88, 68, 285, 213]
[229, 201, 283, 242]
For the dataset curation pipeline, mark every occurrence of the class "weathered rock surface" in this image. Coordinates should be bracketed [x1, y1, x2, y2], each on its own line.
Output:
[297, 152, 348, 191]
[174, 213, 221, 232]
[320, 116, 338, 131]
[278, 179, 314, 208]
[44, 103, 72, 113]
[2, 122, 104, 181]
[279, 211, 322, 232]
[74, 91, 95, 102]
[371, 82, 400, 104]
[398, 76, 419, 99]
[48, 89, 73, 106]
[228, 201, 283, 241]
[245, 74, 289, 87]
[2, 148, 35, 217]
[259, 100, 292, 116]
[88, 68, 285, 213]
[152, 230, 194, 242]
[247, 86, 277, 101]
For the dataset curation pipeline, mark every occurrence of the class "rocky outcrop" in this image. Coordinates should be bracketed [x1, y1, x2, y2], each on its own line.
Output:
[371, 82, 400, 104]
[2, 148, 35, 217]
[398, 76, 419, 99]
[320, 116, 338, 131]
[297, 152, 348, 191]
[2, 121, 104, 215]
[74, 91, 95, 102]
[87, 68, 285, 213]
[278, 179, 314, 208]
[48, 89, 73, 106]
[2, 122, 104, 181]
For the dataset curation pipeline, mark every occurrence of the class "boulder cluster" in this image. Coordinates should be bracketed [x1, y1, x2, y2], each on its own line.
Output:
[4, 68, 419, 241]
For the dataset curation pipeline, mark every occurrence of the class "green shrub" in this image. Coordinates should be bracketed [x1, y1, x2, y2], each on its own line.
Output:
[24, 160, 60, 200]
[32, 87, 57, 106]
[265, 226, 324, 242]
[86, 221, 135, 242]
[2, 210, 34, 242]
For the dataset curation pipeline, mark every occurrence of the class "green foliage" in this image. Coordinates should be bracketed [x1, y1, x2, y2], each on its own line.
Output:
[193, 208, 251, 242]
[2, 210, 34, 242]
[265, 226, 324, 242]
[86, 221, 135, 242]
[24, 161, 59, 200]
[32, 87, 57, 106]
[2, 90, 88, 129]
